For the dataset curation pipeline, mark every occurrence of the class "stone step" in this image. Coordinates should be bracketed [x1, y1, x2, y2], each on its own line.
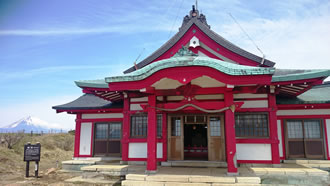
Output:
[65, 175, 120, 185]
[284, 160, 330, 164]
[161, 161, 227, 168]
[124, 174, 261, 185]
[81, 164, 145, 176]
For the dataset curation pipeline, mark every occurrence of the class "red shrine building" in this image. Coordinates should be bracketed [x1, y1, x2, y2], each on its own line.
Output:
[53, 7, 330, 174]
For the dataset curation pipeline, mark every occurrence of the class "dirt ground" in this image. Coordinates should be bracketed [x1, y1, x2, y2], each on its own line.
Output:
[0, 133, 99, 186]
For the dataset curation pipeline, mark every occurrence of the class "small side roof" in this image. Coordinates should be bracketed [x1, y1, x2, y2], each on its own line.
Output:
[52, 94, 123, 111]
[123, 9, 275, 74]
[272, 69, 330, 82]
[277, 82, 330, 104]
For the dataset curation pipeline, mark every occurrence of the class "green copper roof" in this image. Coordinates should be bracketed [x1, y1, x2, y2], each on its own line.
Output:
[277, 83, 330, 104]
[272, 69, 330, 82]
[105, 56, 275, 83]
[75, 79, 108, 88]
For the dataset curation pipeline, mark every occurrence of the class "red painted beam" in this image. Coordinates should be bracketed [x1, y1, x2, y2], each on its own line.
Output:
[147, 95, 157, 172]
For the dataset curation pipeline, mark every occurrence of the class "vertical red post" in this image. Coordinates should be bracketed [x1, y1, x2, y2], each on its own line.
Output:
[122, 96, 130, 161]
[268, 93, 280, 164]
[74, 114, 82, 157]
[162, 113, 167, 161]
[147, 94, 157, 172]
[224, 91, 238, 174]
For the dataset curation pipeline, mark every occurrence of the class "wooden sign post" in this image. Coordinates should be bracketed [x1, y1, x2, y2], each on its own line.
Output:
[24, 142, 41, 178]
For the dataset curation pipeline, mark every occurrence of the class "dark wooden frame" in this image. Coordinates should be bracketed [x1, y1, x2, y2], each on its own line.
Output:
[284, 119, 325, 159]
[94, 122, 122, 157]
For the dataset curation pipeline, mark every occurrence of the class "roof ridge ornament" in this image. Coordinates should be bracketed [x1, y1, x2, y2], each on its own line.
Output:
[180, 4, 210, 29]
[174, 45, 198, 57]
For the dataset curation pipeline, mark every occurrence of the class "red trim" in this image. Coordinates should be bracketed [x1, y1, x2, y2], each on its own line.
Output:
[234, 98, 268, 101]
[109, 66, 272, 91]
[236, 108, 272, 112]
[237, 160, 273, 164]
[278, 103, 330, 110]
[224, 91, 238, 173]
[74, 114, 82, 157]
[280, 120, 286, 160]
[147, 95, 157, 171]
[77, 155, 93, 158]
[268, 94, 280, 164]
[323, 119, 330, 160]
[121, 97, 130, 161]
[236, 139, 278, 144]
[278, 115, 330, 119]
[128, 138, 164, 143]
[77, 118, 123, 123]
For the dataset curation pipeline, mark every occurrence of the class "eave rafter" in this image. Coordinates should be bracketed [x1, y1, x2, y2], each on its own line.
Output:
[82, 87, 123, 102]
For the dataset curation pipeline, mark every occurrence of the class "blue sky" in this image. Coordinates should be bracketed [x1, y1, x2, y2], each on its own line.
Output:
[0, 0, 329, 129]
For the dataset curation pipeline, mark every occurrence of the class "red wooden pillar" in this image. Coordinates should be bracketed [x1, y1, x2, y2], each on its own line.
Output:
[268, 92, 280, 164]
[122, 96, 130, 161]
[224, 91, 238, 174]
[147, 94, 157, 172]
[74, 114, 82, 157]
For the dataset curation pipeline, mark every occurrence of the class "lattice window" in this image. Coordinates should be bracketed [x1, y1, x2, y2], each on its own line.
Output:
[235, 113, 269, 138]
[304, 120, 321, 139]
[95, 123, 108, 139]
[171, 117, 181, 136]
[157, 114, 162, 137]
[210, 117, 221, 136]
[130, 115, 148, 138]
[287, 121, 303, 139]
[109, 123, 121, 139]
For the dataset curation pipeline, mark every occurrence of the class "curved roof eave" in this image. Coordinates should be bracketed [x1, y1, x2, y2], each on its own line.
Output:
[107, 56, 275, 83]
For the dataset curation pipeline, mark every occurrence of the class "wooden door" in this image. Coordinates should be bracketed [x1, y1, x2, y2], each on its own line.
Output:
[94, 122, 122, 157]
[285, 119, 324, 159]
[168, 116, 184, 160]
[303, 120, 324, 159]
[208, 116, 225, 161]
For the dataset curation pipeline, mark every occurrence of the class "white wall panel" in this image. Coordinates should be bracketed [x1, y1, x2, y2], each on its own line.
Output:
[130, 104, 143, 111]
[234, 94, 268, 99]
[236, 144, 272, 160]
[277, 120, 283, 157]
[79, 122, 92, 155]
[82, 113, 123, 119]
[277, 109, 330, 116]
[240, 100, 268, 108]
[131, 97, 148, 102]
[128, 143, 163, 158]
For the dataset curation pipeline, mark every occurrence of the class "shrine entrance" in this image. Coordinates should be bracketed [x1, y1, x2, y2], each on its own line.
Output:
[168, 115, 225, 161]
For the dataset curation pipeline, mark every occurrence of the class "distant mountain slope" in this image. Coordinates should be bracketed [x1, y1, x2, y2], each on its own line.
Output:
[0, 116, 65, 133]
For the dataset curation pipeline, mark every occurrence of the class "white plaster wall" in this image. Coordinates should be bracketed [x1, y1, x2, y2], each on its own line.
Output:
[131, 97, 148, 102]
[82, 113, 123, 119]
[277, 120, 283, 157]
[130, 104, 143, 111]
[240, 100, 268, 108]
[167, 96, 184, 101]
[326, 119, 330, 158]
[79, 122, 92, 155]
[234, 93, 268, 99]
[236, 144, 272, 160]
[277, 109, 330, 116]
[128, 143, 163, 158]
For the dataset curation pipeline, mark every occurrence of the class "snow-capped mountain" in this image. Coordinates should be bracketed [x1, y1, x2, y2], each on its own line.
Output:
[0, 116, 65, 133]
